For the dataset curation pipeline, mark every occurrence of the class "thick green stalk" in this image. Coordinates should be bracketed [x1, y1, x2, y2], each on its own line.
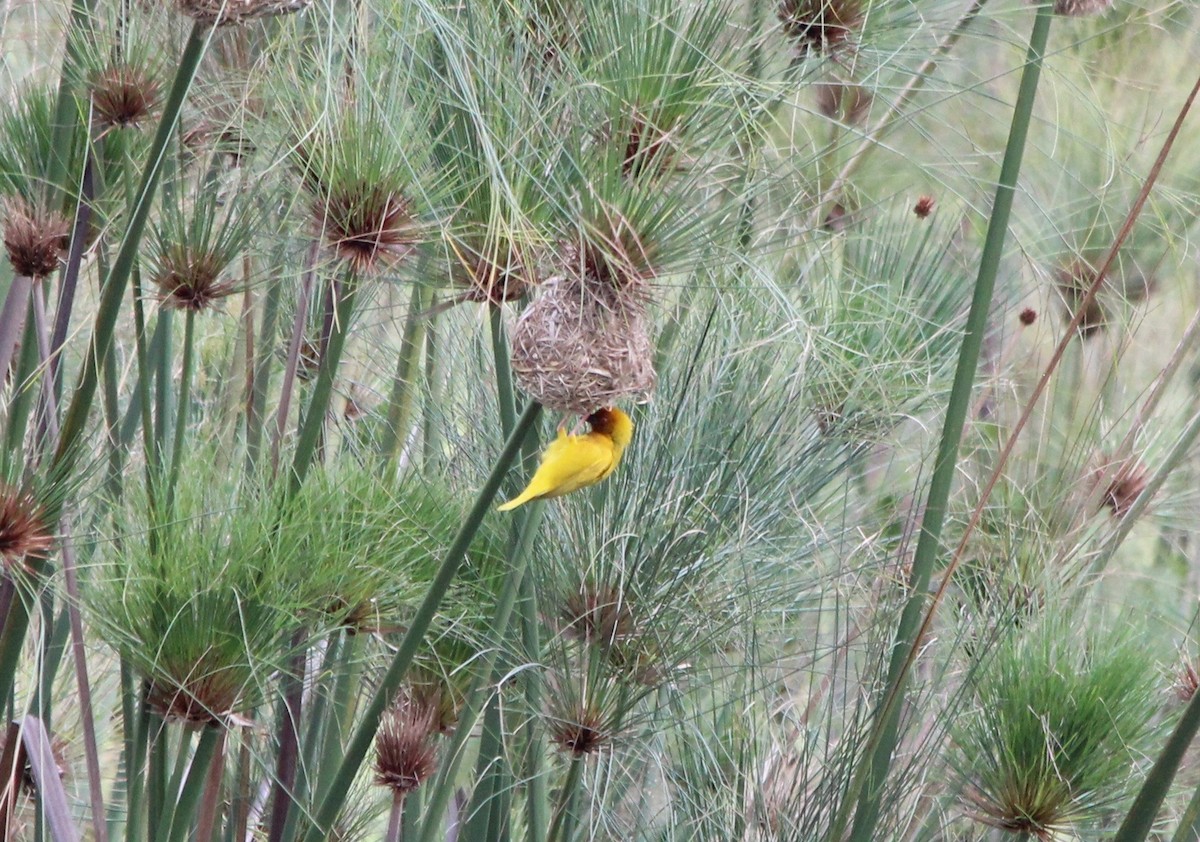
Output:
[547, 754, 585, 842]
[1, 304, 41, 472]
[46, 0, 98, 200]
[1169, 773, 1200, 842]
[245, 276, 283, 472]
[518, 567, 548, 842]
[153, 309, 175, 474]
[490, 305, 517, 434]
[157, 727, 221, 842]
[288, 276, 358, 493]
[381, 283, 432, 461]
[1116, 685, 1200, 842]
[147, 717, 171, 840]
[123, 695, 154, 842]
[108, 662, 138, 839]
[462, 697, 506, 842]
[194, 731, 226, 842]
[840, 6, 1054, 841]
[0, 22, 212, 706]
[319, 632, 364, 791]
[416, 499, 548, 842]
[298, 401, 543, 842]
[164, 309, 197, 514]
[422, 299, 444, 466]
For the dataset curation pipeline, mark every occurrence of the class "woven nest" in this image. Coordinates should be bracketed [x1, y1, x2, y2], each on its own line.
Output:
[178, 0, 312, 25]
[510, 273, 655, 414]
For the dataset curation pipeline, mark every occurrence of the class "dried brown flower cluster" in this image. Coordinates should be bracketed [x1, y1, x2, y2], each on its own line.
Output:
[0, 485, 54, 573]
[1046, 0, 1112, 16]
[152, 245, 239, 311]
[90, 64, 162, 129]
[547, 695, 611, 756]
[145, 668, 245, 727]
[2, 198, 69, 278]
[312, 184, 418, 274]
[374, 691, 441, 794]
[777, 0, 864, 55]
[816, 81, 872, 126]
[1095, 457, 1149, 518]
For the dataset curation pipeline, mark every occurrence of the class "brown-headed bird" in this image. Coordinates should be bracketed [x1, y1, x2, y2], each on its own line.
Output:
[497, 407, 633, 511]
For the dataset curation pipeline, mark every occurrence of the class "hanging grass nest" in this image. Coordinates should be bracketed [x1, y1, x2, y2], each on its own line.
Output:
[510, 250, 656, 414]
[178, 0, 312, 25]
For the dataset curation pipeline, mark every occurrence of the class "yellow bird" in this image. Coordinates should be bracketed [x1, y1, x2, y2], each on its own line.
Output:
[497, 407, 634, 511]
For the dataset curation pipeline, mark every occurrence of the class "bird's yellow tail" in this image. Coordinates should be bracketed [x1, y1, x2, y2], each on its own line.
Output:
[497, 490, 535, 512]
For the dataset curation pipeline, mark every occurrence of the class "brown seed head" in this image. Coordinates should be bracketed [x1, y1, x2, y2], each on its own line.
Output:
[1096, 457, 1149, 518]
[90, 64, 162, 129]
[1056, 261, 1105, 338]
[1019, 307, 1037, 326]
[145, 669, 245, 727]
[778, 0, 864, 56]
[548, 701, 610, 756]
[448, 238, 532, 307]
[822, 203, 848, 232]
[815, 81, 871, 125]
[374, 692, 440, 793]
[1045, 0, 1112, 15]
[913, 195, 935, 219]
[1174, 659, 1200, 703]
[0, 485, 54, 574]
[2, 198, 69, 278]
[152, 245, 238, 312]
[621, 109, 676, 180]
[313, 184, 417, 274]
[963, 784, 1073, 841]
[559, 582, 635, 649]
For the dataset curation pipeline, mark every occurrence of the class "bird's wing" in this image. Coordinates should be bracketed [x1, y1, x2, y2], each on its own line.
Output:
[526, 434, 615, 498]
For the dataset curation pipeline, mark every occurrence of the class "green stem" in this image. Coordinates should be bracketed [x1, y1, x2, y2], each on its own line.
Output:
[838, 6, 1054, 841]
[416, 499, 548, 842]
[462, 694, 505, 842]
[245, 276, 283, 473]
[381, 284, 432, 462]
[154, 309, 175, 480]
[147, 716, 170, 839]
[0, 21, 212, 706]
[422, 298, 443, 466]
[519, 570, 549, 842]
[298, 401, 543, 842]
[124, 694, 154, 842]
[288, 275, 358, 493]
[1, 295, 39, 472]
[490, 305, 517, 435]
[1169, 771, 1200, 842]
[158, 727, 221, 842]
[194, 730, 225, 842]
[1114, 600, 1200, 839]
[165, 309, 196, 514]
[547, 754, 585, 842]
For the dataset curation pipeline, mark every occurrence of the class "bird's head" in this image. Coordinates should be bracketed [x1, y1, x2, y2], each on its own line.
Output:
[586, 407, 634, 450]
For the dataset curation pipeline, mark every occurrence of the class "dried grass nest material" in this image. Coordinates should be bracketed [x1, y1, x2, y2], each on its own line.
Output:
[178, 0, 312, 25]
[510, 274, 656, 415]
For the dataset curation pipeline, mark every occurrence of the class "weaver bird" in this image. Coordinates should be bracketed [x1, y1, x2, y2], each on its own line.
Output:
[497, 407, 633, 511]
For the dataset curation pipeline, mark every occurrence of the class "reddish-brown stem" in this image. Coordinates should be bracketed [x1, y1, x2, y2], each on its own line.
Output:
[881, 67, 1200, 728]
